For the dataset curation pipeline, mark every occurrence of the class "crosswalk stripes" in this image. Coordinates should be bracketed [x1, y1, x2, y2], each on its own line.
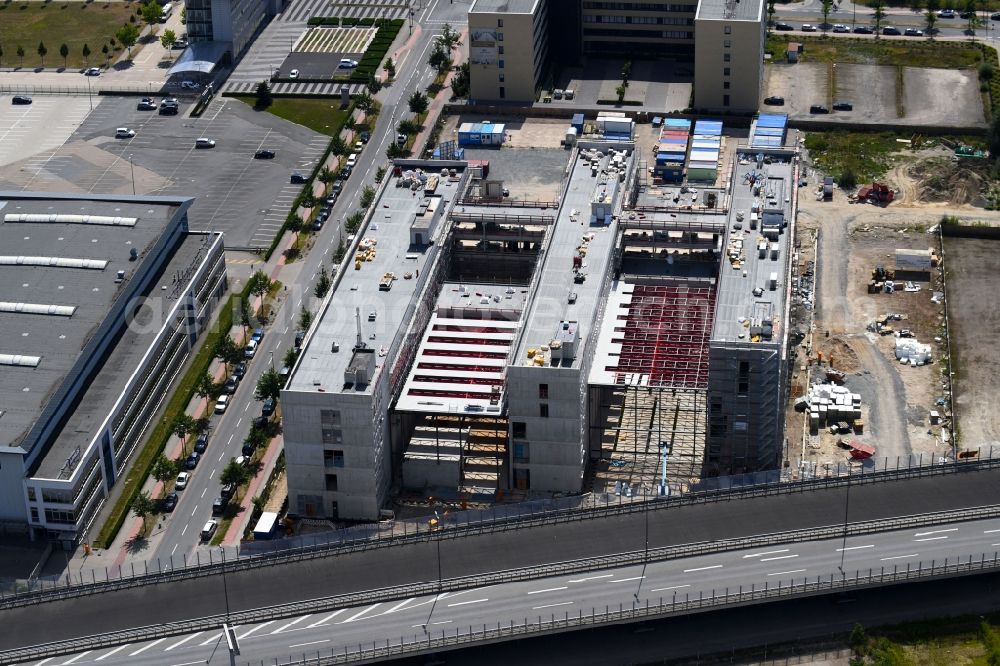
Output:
[281, 0, 408, 23]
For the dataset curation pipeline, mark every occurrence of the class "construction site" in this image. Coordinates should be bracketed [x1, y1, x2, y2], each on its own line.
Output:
[283, 113, 801, 521]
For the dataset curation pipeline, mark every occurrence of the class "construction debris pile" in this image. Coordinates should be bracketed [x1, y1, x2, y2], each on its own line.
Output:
[895, 338, 932, 366]
[797, 382, 863, 436]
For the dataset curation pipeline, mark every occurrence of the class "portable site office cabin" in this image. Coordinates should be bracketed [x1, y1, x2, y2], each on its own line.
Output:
[458, 122, 506, 146]
[687, 120, 723, 183]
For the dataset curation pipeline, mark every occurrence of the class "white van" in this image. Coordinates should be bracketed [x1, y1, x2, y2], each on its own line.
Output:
[346, 153, 357, 168]
[161, 3, 173, 21]
[244, 339, 258, 358]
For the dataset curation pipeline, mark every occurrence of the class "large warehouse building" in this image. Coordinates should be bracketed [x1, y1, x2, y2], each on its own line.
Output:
[468, 0, 765, 111]
[0, 193, 227, 547]
[284, 119, 799, 521]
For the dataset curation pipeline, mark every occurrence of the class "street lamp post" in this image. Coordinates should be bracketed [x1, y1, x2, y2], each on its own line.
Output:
[85, 73, 93, 111]
[422, 537, 443, 632]
[837, 465, 852, 579]
[220, 547, 231, 623]
[129, 154, 136, 195]
[634, 486, 650, 601]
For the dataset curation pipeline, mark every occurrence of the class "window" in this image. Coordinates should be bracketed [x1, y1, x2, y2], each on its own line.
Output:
[540, 404, 549, 418]
[724, 39, 731, 47]
[498, 18, 503, 27]
[324, 450, 345, 468]
[498, 31, 504, 41]
[44, 508, 75, 524]
[498, 45, 504, 54]
[724, 25, 732, 34]
[512, 422, 527, 438]
[538, 384, 549, 399]
[499, 72, 504, 82]
[513, 441, 530, 463]
[30, 507, 38, 522]
[320, 409, 341, 426]
[723, 94, 731, 107]
[498, 59, 504, 69]
[723, 67, 731, 76]
[325, 474, 338, 491]
[499, 86, 505, 98]
[321, 428, 342, 445]
[514, 467, 530, 490]
[27, 487, 35, 501]
[738, 360, 749, 394]
[723, 53, 731, 62]
[723, 81, 730, 89]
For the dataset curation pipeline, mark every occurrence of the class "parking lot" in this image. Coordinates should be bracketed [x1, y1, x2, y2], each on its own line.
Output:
[0, 96, 329, 248]
[0, 95, 96, 168]
[764, 62, 985, 127]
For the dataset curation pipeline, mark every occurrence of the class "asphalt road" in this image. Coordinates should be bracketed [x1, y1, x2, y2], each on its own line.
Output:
[143, 15, 446, 565]
[6, 466, 1000, 651]
[18, 514, 1000, 665]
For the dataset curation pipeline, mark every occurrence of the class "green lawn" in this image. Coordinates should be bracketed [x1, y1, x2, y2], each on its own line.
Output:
[0, 1, 139, 70]
[803, 131, 904, 183]
[233, 95, 351, 137]
[767, 34, 984, 69]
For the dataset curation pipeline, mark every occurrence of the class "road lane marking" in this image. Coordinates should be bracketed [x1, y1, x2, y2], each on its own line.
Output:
[94, 644, 131, 660]
[191, 507, 198, 517]
[382, 598, 416, 614]
[412, 620, 453, 627]
[609, 576, 645, 583]
[201, 488, 207, 498]
[914, 528, 958, 537]
[447, 598, 488, 607]
[198, 633, 222, 646]
[760, 554, 799, 562]
[129, 638, 167, 655]
[289, 640, 330, 649]
[767, 569, 807, 576]
[164, 632, 201, 650]
[651, 584, 691, 592]
[683, 565, 723, 573]
[339, 604, 381, 623]
[32, 659, 53, 666]
[742, 549, 789, 559]
[984, 529, 1000, 534]
[171, 543, 178, 556]
[271, 615, 312, 633]
[528, 586, 568, 595]
[167, 661, 203, 666]
[237, 622, 273, 639]
[836, 545, 875, 552]
[881, 553, 919, 561]
[568, 574, 613, 583]
[308, 610, 346, 627]
[533, 601, 573, 610]
[181, 524, 188, 536]
[60, 651, 91, 664]
[914, 536, 949, 542]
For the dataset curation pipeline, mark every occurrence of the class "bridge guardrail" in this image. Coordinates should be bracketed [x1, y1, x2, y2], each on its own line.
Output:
[2, 504, 1000, 663]
[3, 453, 999, 608]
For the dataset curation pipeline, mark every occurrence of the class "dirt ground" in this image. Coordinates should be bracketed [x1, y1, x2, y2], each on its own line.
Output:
[764, 63, 985, 127]
[941, 236, 1000, 454]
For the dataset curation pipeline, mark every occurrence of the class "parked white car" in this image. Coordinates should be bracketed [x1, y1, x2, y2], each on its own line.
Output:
[175, 471, 191, 490]
[214, 395, 230, 414]
[115, 127, 135, 138]
[84, 67, 101, 76]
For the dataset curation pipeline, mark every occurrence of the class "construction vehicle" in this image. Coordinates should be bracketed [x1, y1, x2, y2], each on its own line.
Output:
[856, 182, 895, 205]
[872, 264, 895, 281]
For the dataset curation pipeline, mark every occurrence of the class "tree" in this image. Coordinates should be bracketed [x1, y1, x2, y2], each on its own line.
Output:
[101, 44, 109, 64]
[116, 23, 140, 59]
[451, 61, 470, 98]
[366, 72, 382, 94]
[220, 459, 249, 499]
[375, 166, 386, 183]
[355, 91, 376, 113]
[298, 306, 313, 331]
[287, 213, 304, 234]
[255, 367, 282, 402]
[314, 265, 331, 298]
[436, 23, 462, 51]
[59, 43, 68, 68]
[254, 80, 272, 108]
[383, 56, 395, 80]
[398, 118, 421, 135]
[966, 0, 978, 35]
[317, 165, 335, 186]
[615, 84, 626, 103]
[621, 60, 632, 85]
[360, 185, 376, 208]
[37, 41, 47, 67]
[151, 454, 177, 498]
[215, 335, 241, 371]
[330, 136, 349, 157]
[82, 43, 91, 66]
[408, 90, 429, 114]
[820, 0, 832, 30]
[140, 1, 163, 32]
[428, 43, 452, 73]
[925, 9, 938, 35]
[837, 166, 857, 190]
[283, 346, 300, 370]
[871, 0, 886, 36]
[767, 0, 776, 27]
[345, 210, 364, 233]
[196, 371, 216, 409]
[16, 45, 24, 68]
[387, 142, 410, 159]
[172, 413, 196, 453]
[161, 29, 177, 54]
[133, 491, 156, 533]
[249, 270, 271, 304]
[988, 111, 1000, 158]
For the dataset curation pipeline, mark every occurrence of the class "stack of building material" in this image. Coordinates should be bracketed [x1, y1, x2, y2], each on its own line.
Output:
[687, 120, 723, 183]
[749, 113, 787, 149]
[895, 338, 932, 366]
[807, 382, 862, 432]
[654, 118, 690, 183]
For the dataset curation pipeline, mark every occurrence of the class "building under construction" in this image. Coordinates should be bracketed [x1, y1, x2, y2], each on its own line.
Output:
[283, 127, 799, 520]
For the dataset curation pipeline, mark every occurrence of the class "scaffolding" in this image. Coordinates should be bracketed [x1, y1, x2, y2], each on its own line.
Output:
[403, 413, 508, 498]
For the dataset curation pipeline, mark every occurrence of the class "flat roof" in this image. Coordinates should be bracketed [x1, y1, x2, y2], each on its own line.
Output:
[395, 283, 528, 414]
[35, 233, 215, 479]
[711, 158, 794, 344]
[514, 152, 624, 369]
[470, 0, 539, 14]
[0, 195, 181, 456]
[289, 172, 466, 395]
[696, 0, 763, 21]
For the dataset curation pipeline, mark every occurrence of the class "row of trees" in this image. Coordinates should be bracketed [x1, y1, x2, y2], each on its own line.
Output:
[770, 0, 983, 35]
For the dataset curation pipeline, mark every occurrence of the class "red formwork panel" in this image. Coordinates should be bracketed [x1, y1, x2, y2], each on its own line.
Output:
[607, 284, 716, 389]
